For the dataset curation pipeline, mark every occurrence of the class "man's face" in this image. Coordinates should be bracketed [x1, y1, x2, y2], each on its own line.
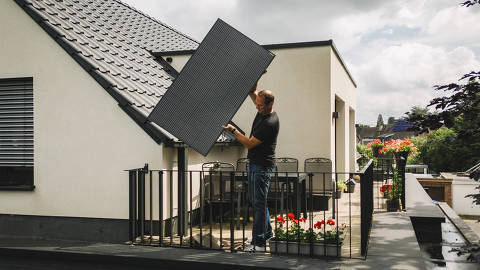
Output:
[256, 95, 272, 115]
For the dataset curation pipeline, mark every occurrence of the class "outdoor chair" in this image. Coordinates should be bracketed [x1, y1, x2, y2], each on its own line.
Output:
[201, 162, 235, 222]
[304, 158, 335, 211]
[236, 158, 249, 175]
[235, 158, 250, 228]
[271, 157, 301, 217]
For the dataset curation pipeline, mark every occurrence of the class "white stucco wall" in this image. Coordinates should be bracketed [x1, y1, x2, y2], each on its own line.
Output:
[169, 45, 355, 172]
[0, 0, 168, 219]
[330, 49, 357, 174]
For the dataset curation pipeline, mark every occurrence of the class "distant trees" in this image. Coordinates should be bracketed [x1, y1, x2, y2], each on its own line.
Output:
[387, 117, 395, 125]
[461, 0, 479, 7]
[356, 124, 370, 135]
[376, 114, 384, 127]
[405, 73, 480, 172]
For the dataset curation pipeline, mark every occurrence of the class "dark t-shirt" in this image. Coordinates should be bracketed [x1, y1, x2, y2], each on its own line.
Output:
[247, 112, 280, 168]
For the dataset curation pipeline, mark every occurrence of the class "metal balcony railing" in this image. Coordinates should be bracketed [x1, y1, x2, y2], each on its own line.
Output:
[126, 160, 379, 259]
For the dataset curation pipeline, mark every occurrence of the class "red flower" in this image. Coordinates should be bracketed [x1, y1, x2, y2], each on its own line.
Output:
[314, 221, 322, 229]
[299, 217, 306, 222]
[327, 219, 335, 226]
[287, 213, 295, 220]
[378, 149, 382, 154]
[276, 216, 285, 224]
[292, 219, 299, 224]
[320, 220, 325, 225]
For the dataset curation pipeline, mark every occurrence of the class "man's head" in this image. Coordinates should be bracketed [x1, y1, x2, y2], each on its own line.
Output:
[256, 90, 274, 115]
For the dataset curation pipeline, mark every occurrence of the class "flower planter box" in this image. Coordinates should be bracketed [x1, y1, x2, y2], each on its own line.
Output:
[334, 190, 343, 199]
[372, 145, 382, 157]
[269, 240, 343, 257]
[386, 199, 401, 212]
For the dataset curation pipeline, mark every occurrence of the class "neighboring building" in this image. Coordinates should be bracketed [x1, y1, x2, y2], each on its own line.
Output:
[358, 119, 415, 144]
[0, 0, 356, 241]
[442, 173, 480, 216]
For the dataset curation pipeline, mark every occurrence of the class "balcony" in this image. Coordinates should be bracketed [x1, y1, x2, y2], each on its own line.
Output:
[125, 159, 382, 259]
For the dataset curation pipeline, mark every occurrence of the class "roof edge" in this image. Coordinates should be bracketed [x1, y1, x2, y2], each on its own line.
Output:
[329, 40, 357, 88]
[154, 40, 356, 87]
[113, 0, 199, 45]
[14, 0, 170, 145]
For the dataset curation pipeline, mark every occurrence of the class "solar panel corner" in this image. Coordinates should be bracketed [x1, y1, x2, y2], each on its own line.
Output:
[148, 19, 275, 156]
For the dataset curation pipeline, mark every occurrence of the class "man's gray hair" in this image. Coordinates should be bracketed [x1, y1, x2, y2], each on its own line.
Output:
[258, 90, 274, 105]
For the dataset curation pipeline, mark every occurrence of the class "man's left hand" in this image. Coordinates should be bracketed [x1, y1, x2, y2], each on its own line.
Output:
[222, 124, 235, 132]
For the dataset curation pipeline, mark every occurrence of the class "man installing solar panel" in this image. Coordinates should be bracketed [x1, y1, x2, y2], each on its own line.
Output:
[222, 72, 280, 252]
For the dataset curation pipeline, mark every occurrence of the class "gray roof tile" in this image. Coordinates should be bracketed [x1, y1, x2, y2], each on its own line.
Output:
[17, 0, 240, 144]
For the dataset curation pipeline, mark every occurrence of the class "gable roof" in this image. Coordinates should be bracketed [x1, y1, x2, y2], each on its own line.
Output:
[15, 0, 240, 145]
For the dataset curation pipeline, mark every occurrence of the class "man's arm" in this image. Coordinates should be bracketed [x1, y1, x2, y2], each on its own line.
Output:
[249, 70, 267, 105]
[249, 83, 258, 105]
[222, 124, 261, 149]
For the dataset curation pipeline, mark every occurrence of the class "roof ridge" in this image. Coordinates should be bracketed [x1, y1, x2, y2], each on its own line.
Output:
[111, 0, 199, 46]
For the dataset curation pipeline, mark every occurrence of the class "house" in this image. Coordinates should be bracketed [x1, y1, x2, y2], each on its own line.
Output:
[0, 0, 356, 242]
[358, 119, 415, 144]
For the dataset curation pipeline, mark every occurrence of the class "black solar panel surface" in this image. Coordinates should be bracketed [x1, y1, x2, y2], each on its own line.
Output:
[148, 19, 275, 156]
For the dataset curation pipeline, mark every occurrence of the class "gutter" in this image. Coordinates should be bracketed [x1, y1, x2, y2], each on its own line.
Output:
[153, 39, 357, 88]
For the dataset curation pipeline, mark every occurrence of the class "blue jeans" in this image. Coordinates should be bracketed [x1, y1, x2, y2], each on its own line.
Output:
[248, 162, 273, 247]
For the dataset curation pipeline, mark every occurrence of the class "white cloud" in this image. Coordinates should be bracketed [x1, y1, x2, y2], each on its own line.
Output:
[120, 0, 480, 126]
[354, 42, 479, 125]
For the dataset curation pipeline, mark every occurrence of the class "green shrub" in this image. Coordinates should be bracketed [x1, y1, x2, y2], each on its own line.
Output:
[356, 143, 372, 169]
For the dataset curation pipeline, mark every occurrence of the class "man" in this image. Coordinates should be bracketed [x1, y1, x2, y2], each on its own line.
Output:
[222, 81, 280, 252]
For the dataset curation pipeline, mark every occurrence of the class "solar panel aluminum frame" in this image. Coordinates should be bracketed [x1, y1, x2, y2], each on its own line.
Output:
[148, 19, 275, 156]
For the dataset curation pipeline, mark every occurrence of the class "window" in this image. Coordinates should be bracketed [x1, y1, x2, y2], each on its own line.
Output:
[0, 77, 34, 190]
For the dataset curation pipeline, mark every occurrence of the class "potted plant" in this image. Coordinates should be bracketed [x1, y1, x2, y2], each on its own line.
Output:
[382, 169, 402, 211]
[380, 138, 418, 161]
[344, 178, 355, 193]
[367, 139, 384, 157]
[380, 184, 392, 198]
[270, 213, 345, 257]
[335, 179, 347, 199]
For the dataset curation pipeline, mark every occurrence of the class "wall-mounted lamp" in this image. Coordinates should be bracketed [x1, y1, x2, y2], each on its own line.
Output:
[332, 112, 339, 119]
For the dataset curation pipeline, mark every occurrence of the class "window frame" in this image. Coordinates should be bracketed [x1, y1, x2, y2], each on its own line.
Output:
[0, 77, 34, 191]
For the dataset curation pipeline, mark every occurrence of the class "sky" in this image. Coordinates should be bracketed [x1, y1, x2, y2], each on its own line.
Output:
[122, 0, 480, 126]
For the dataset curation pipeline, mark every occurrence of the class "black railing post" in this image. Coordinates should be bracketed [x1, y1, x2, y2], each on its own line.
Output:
[159, 171, 164, 246]
[149, 171, 153, 243]
[128, 170, 137, 243]
[138, 168, 146, 244]
[169, 170, 173, 246]
[397, 156, 407, 210]
[230, 171, 235, 252]
[177, 147, 187, 237]
[360, 159, 374, 257]
[200, 171, 204, 248]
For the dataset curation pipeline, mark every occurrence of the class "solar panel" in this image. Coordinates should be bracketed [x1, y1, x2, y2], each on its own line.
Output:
[148, 19, 275, 156]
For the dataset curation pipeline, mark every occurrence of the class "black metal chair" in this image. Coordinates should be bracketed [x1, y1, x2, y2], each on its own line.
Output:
[201, 162, 235, 222]
[271, 157, 300, 216]
[304, 158, 334, 211]
[274, 157, 299, 174]
[202, 161, 235, 202]
[236, 158, 249, 174]
[235, 158, 250, 228]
